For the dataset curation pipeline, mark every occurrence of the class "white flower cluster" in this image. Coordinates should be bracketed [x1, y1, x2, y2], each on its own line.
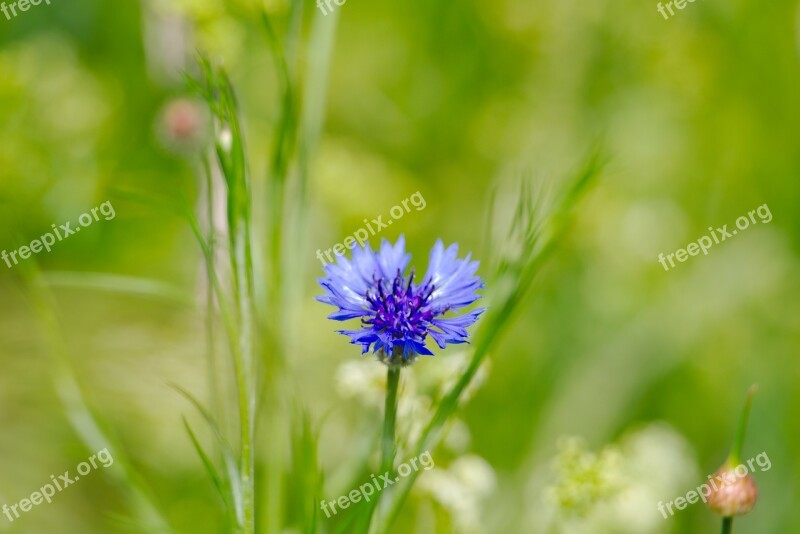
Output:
[335, 352, 495, 532]
[529, 424, 699, 534]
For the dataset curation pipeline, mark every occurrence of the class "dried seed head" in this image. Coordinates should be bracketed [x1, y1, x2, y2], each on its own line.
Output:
[706, 466, 758, 517]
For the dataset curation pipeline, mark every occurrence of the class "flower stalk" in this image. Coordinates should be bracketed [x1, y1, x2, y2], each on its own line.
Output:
[191, 56, 258, 534]
[722, 517, 733, 534]
[380, 364, 401, 476]
[707, 385, 759, 534]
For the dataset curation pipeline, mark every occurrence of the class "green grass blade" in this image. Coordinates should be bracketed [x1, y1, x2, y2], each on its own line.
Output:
[42, 271, 193, 305]
[182, 417, 228, 504]
[171, 383, 245, 528]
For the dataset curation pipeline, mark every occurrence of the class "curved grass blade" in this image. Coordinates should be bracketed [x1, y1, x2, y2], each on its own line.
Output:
[170, 383, 245, 528]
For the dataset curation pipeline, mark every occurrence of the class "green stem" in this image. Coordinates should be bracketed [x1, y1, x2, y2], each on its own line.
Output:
[728, 385, 756, 466]
[353, 364, 402, 533]
[236, 352, 254, 534]
[202, 154, 220, 425]
[722, 517, 733, 534]
[233, 227, 256, 534]
[361, 365, 400, 533]
[183, 181, 254, 532]
[380, 366, 401, 475]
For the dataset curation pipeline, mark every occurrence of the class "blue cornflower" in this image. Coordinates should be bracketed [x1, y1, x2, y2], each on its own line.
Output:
[317, 235, 485, 364]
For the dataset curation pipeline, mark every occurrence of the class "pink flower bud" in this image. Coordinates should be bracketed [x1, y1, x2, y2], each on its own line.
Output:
[706, 466, 758, 517]
[157, 98, 209, 154]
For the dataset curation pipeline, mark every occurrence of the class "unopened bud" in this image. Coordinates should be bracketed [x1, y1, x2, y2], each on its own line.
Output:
[706, 465, 758, 517]
[157, 98, 208, 154]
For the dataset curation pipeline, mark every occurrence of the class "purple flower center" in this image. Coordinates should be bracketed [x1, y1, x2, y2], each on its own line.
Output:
[363, 270, 437, 343]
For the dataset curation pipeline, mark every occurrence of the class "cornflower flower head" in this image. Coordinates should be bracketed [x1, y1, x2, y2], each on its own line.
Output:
[317, 235, 485, 365]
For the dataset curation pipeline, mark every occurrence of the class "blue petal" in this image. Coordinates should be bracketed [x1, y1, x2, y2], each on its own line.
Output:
[423, 240, 485, 311]
[376, 235, 411, 278]
[402, 339, 434, 357]
[429, 308, 486, 344]
[337, 329, 379, 353]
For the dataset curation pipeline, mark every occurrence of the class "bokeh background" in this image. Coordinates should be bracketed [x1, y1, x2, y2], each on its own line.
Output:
[0, 0, 799, 532]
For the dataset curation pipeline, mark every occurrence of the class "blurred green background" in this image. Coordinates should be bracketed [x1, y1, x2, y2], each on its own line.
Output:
[0, 0, 799, 532]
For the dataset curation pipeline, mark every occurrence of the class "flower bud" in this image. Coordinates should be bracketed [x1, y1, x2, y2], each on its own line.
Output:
[157, 98, 209, 154]
[706, 465, 758, 517]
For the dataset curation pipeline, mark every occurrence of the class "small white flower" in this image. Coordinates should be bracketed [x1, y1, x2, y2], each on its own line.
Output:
[451, 455, 497, 498]
[416, 454, 496, 533]
[218, 127, 233, 152]
[335, 361, 386, 407]
[442, 418, 472, 453]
